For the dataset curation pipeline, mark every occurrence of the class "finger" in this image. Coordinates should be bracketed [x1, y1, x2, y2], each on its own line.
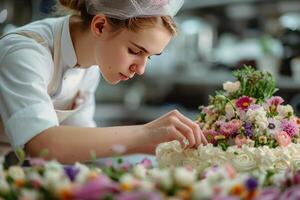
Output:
[199, 129, 208, 145]
[167, 127, 187, 148]
[173, 111, 202, 147]
[171, 117, 195, 148]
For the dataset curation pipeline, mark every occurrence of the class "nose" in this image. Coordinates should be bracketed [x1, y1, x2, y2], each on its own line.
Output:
[130, 58, 147, 75]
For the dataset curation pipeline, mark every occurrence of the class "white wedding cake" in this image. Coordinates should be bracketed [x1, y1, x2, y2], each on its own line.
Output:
[156, 67, 300, 173]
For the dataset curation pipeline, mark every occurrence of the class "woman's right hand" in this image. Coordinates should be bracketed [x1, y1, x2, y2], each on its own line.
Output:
[143, 109, 208, 148]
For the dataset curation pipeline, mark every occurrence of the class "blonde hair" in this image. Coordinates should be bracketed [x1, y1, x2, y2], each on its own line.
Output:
[55, 0, 177, 35]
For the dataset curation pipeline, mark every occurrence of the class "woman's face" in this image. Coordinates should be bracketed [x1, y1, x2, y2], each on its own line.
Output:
[93, 22, 172, 85]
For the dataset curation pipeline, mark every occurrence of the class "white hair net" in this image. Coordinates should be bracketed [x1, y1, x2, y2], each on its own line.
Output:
[85, 0, 184, 19]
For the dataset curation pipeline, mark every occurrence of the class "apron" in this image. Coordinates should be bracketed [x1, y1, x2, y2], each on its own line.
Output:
[0, 20, 87, 156]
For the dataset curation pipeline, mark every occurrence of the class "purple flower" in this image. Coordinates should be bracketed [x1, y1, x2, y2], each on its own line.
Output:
[281, 119, 298, 137]
[244, 122, 253, 137]
[64, 165, 80, 182]
[245, 177, 258, 191]
[256, 187, 280, 200]
[279, 186, 300, 200]
[74, 175, 120, 200]
[117, 191, 161, 200]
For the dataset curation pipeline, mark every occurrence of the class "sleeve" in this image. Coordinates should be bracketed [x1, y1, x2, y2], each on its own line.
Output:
[0, 38, 59, 150]
[61, 66, 100, 127]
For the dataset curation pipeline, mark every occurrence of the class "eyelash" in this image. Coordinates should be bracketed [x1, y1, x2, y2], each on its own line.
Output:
[128, 48, 152, 60]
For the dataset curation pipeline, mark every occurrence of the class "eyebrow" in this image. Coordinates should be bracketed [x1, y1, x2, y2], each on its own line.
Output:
[130, 41, 162, 56]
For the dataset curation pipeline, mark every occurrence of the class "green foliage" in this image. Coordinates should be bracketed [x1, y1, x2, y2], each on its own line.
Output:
[232, 66, 278, 102]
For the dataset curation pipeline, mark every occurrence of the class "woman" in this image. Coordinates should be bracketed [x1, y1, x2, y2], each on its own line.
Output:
[0, 0, 207, 164]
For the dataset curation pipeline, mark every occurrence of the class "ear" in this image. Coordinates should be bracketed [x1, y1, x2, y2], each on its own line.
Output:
[90, 14, 108, 37]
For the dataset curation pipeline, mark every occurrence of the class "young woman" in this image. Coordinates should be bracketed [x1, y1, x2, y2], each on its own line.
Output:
[0, 0, 207, 164]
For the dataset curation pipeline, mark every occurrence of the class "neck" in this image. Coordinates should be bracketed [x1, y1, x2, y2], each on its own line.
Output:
[69, 17, 96, 67]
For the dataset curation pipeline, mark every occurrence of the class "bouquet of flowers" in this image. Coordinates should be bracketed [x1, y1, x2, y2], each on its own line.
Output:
[197, 66, 300, 150]
[156, 67, 300, 173]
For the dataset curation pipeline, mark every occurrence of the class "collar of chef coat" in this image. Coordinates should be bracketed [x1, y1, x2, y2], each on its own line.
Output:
[60, 15, 78, 69]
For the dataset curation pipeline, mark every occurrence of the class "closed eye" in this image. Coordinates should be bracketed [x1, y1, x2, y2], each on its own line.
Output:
[128, 48, 141, 55]
[129, 48, 152, 60]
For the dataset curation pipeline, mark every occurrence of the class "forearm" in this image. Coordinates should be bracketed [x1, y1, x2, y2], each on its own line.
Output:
[25, 125, 149, 164]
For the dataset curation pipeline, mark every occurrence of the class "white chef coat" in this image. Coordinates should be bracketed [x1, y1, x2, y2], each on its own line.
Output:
[0, 15, 101, 151]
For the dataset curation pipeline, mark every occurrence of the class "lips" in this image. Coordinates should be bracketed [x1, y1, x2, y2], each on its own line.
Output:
[119, 73, 129, 81]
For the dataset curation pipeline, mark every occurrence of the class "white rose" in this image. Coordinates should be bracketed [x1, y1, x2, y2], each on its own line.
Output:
[174, 167, 196, 187]
[272, 158, 290, 172]
[8, 166, 25, 180]
[133, 164, 147, 179]
[230, 151, 257, 172]
[156, 141, 183, 167]
[223, 81, 240, 93]
[291, 157, 300, 171]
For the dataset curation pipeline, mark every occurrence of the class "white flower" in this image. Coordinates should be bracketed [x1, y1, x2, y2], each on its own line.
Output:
[225, 102, 235, 119]
[20, 189, 40, 200]
[75, 162, 90, 183]
[246, 107, 268, 130]
[272, 158, 290, 172]
[229, 149, 257, 172]
[291, 157, 300, 171]
[8, 166, 25, 181]
[156, 140, 183, 167]
[139, 180, 155, 191]
[192, 181, 213, 200]
[278, 105, 294, 117]
[174, 167, 196, 187]
[120, 173, 135, 184]
[0, 179, 9, 191]
[148, 168, 173, 190]
[270, 172, 286, 187]
[44, 160, 63, 173]
[133, 164, 147, 179]
[223, 81, 240, 93]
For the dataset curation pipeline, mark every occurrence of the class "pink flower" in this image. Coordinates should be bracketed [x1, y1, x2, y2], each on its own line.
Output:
[74, 175, 120, 200]
[204, 130, 218, 144]
[220, 120, 241, 137]
[234, 135, 247, 147]
[281, 119, 299, 137]
[280, 186, 300, 200]
[230, 119, 242, 130]
[139, 158, 153, 168]
[275, 131, 291, 147]
[236, 96, 253, 111]
[266, 96, 284, 107]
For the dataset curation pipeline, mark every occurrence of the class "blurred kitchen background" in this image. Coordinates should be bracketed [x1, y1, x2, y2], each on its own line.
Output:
[1, 0, 300, 126]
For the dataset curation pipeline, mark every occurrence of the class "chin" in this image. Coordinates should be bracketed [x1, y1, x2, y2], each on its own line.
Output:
[104, 77, 120, 85]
